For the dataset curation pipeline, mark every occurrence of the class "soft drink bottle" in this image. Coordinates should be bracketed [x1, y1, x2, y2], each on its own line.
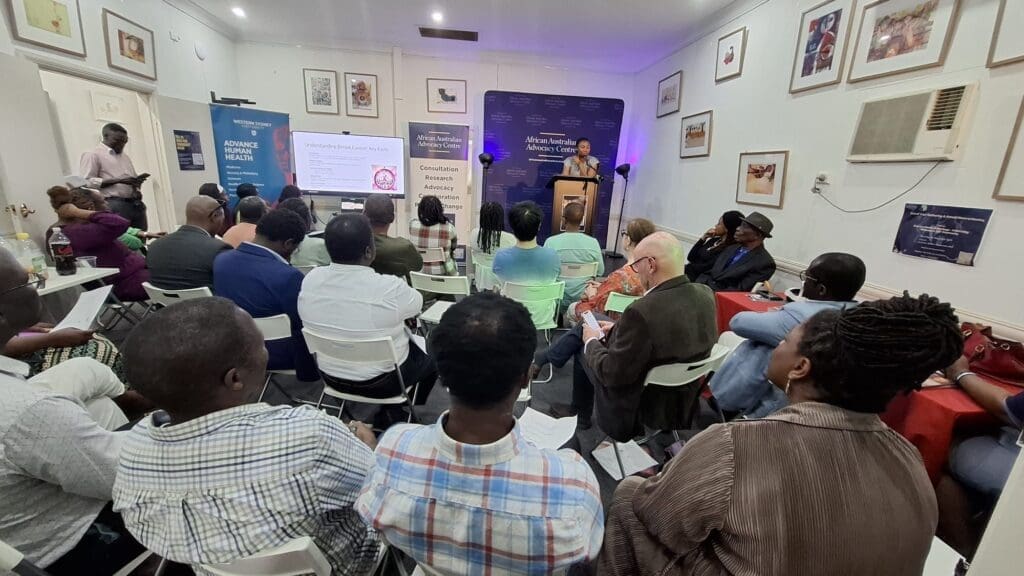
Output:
[49, 227, 76, 276]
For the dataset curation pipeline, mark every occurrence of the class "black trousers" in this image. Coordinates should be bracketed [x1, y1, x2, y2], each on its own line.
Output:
[46, 503, 145, 576]
[323, 344, 438, 422]
[106, 196, 148, 230]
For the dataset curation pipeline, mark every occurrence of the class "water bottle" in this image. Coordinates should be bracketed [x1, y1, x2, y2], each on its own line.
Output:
[15, 233, 48, 278]
[49, 227, 76, 276]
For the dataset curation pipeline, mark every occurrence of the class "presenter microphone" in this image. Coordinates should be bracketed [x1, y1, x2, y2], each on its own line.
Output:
[562, 137, 599, 178]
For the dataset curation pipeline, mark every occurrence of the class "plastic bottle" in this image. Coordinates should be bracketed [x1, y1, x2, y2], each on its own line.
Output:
[15, 233, 48, 277]
[0, 235, 10, 257]
[49, 227, 76, 276]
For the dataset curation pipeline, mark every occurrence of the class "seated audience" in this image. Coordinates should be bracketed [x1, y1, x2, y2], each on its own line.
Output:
[493, 201, 561, 286]
[4, 321, 124, 381]
[235, 182, 260, 202]
[363, 194, 422, 279]
[468, 201, 515, 291]
[357, 292, 603, 574]
[222, 196, 267, 248]
[695, 212, 776, 292]
[298, 214, 437, 424]
[685, 210, 744, 281]
[545, 201, 605, 305]
[198, 182, 233, 236]
[544, 232, 716, 435]
[46, 185, 149, 302]
[146, 195, 231, 290]
[113, 298, 380, 575]
[597, 294, 962, 576]
[0, 248, 143, 574]
[409, 195, 458, 275]
[568, 217, 656, 324]
[278, 197, 329, 267]
[213, 209, 318, 382]
[710, 252, 865, 418]
[274, 184, 303, 208]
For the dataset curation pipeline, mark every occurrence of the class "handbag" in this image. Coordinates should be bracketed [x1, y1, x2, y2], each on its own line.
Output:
[961, 322, 1024, 387]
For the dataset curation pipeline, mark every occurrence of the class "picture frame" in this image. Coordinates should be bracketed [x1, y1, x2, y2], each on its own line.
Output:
[426, 78, 467, 114]
[987, 0, 1024, 69]
[679, 110, 713, 158]
[303, 68, 339, 115]
[789, 0, 855, 94]
[716, 27, 747, 83]
[847, 0, 960, 83]
[6, 0, 86, 57]
[656, 71, 682, 118]
[992, 96, 1024, 202]
[735, 151, 789, 208]
[345, 72, 379, 118]
[102, 9, 156, 80]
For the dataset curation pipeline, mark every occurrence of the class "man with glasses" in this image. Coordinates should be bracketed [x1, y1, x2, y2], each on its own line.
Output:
[79, 123, 150, 230]
[146, 195, 232, 290]
[709, 252, 866, 419]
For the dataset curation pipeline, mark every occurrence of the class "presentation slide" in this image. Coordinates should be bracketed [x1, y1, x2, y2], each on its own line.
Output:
[293, 131, 405, 197]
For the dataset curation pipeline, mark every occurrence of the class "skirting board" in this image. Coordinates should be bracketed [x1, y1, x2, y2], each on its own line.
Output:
[657, 224, 1024, 341]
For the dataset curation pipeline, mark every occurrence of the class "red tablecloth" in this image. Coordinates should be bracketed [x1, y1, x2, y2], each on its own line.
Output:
[715, 291, 782, 334]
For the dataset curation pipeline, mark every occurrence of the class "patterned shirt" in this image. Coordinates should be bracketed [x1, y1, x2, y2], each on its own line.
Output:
[409, 218, 457, 275]
[356, 413, 604, 575]
[574, 265, 643, 320]
[113, 404, 379, 576]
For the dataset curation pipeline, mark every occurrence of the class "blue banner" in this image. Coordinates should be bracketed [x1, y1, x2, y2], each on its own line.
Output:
[210, 105, 291, 205]
[893, 204, 993, 266]
[482, 91, 624, 246]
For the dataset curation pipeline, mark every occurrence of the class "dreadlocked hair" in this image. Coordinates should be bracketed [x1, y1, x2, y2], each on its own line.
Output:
[798, 292, 963, 413]
[477, 201, 505, 254]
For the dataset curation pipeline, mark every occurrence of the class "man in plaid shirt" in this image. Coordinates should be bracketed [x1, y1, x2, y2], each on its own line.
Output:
[357, 292, 603, 574]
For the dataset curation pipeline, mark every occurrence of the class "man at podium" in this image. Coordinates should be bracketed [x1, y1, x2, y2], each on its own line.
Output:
[562, 137, 599, 177]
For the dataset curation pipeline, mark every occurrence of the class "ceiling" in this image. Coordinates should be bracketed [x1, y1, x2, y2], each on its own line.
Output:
[180, 0, 744, 73]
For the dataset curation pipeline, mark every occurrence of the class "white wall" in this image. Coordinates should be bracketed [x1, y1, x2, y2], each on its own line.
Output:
[626, 0, 1024, 333]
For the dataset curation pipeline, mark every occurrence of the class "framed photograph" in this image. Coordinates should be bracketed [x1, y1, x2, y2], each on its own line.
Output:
[716, 27, 747, 83]
[303, 68, 339, 115]
[789, 0, 855, 93]
[345, 72, 379, 118]
[993, 96, 1024, 202]
[736, 151, 789, 208]
[102, 9, 156, 80]
[680, 110, 713, 158]
[988, 0, 1024, 69]
[847, 0, 960, 83]
[6, 0, 86, 56]
[656, 71, 682, 118]
[426, 78, 467, 114]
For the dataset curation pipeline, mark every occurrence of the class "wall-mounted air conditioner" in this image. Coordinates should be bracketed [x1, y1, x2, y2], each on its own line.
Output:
[847, 84, 977, 163]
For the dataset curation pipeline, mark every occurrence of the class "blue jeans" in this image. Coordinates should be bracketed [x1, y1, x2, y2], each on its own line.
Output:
[950, 427, 1021, 497]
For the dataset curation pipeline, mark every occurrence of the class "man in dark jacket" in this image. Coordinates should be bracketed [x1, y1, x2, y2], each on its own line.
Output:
[695, 212, 776, 292]
[146, 195, 231, 290]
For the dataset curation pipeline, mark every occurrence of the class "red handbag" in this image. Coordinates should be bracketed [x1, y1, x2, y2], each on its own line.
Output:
[961, 322, 1024, 387]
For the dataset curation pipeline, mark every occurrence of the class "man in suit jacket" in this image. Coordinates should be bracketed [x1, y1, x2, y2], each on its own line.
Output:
[146, 195, 231, 290]
[213, 210, 318, 382]
[581, 232, 717, 441]
[695, 212, 776, 292]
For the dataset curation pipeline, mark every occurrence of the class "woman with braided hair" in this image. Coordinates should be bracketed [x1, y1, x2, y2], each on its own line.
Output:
[598, 292, 963, 576]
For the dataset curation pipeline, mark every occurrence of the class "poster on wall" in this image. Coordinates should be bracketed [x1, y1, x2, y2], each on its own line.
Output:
[482, 91, 625, 246]
[173, 130, 205, 171]
[408, 122, 472, 262]
[893, 203, 993, 266]
[209, 105, 292, 204]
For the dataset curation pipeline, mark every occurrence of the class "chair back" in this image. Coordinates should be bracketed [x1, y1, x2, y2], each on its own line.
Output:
[558, 261, 599, 279]
[419, 246, 447, 264]
[644, 343, 730, 388]
[203, 537, 331, 576]
[473, 261, 497, 291]
[717, 331, 748, 363]
[295, 265, 316, 275]
[302, 328, 401, 367]
[502, 281, 565, 330]
[409, 272, 470, 296]
[142, 282, 212, 308]
[604, 292, 640, 314]
[252, 314, 292, 342]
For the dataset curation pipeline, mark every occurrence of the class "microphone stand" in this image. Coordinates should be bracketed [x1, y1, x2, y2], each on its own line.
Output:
[603, 171, 629, 259]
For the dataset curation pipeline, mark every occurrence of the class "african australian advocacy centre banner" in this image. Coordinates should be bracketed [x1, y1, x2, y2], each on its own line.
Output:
[408, 122, 471, 262]
[482, 91, 624, 246]
[210, 105, 292, 205]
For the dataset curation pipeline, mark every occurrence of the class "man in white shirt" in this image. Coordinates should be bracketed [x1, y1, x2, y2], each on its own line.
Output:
[79, 123, 149, 229]
[298, 213, 437, 424]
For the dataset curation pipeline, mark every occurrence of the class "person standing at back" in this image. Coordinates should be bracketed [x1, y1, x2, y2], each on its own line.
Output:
[222, 196, 267, 248]
[79, 123, 149, 230]
[469, 201, 516, 291]
[146, 195, 231, 290]
[545, 201, 604, 305]
[364, 194, 422, 279]
[409, 195, 457, 275]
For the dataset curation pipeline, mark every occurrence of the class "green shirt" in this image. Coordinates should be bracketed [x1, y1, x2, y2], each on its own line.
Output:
[544, 231, 605, 303]
[371, 234, 423, 280]
[291, 235, 330, 267]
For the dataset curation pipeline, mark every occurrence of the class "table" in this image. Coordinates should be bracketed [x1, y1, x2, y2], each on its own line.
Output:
[714, 291, 783, 334]
[38, 266, 119, 296]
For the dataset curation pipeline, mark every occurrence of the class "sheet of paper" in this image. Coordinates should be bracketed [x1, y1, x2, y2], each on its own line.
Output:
[518, 407, 577, 450]
[53, 285, 112, 331]
[409, 332, 427, 354]
[592, 440, 659, 481]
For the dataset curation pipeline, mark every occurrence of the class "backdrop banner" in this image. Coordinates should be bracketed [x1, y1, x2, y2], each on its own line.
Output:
[482, 91, 624, 246]
[210, 105, 292, 205]
[408, 122, 471, 263]
[893, 203, 993, 267]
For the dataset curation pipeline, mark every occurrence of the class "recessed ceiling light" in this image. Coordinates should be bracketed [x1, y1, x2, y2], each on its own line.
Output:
[231, 6, 246, 18]
[431, 11, 444, 23]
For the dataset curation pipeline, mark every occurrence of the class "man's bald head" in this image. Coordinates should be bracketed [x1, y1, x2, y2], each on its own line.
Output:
[633, 231, 684, 290]
[563, 202, 585, 228]
[185, 195, 225, 235]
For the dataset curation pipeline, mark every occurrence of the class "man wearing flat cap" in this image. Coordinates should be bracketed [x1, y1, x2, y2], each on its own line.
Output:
[696, 212, 776, 292]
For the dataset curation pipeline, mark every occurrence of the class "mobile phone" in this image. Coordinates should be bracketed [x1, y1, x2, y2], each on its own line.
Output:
[582, 311, 603, 336]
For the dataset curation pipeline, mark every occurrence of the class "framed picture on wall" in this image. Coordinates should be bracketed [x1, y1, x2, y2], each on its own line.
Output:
[716, 27, 747, 83]
[789, 0, 855, 93]
[993, 96, 1024, 202]
[303, 68, 339, 114]
[102, 9, 157, 80]
[987, 0, 1024, 69]
[427, 78, 467, 113]
[6, 0, 86, 56]
[735, 151, 788, 208]
[847, 0, 960, 83]
[679, 110, 713, 158]
[345, 72, 379, 117]
[656, 71, 682, 117]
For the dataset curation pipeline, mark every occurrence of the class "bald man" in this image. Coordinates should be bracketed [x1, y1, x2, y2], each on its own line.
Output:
[146, 195, 232, 290]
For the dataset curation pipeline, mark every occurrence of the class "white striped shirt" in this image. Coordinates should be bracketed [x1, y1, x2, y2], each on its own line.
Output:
[113, 404, 379, 575]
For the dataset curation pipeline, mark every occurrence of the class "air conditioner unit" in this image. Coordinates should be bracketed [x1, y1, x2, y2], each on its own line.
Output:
[847, 84, 977, 163]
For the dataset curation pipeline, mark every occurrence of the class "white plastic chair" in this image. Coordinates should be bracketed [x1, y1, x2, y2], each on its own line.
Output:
[502, 281, 565, 385]
[409, 272, 470, 325]
[418, 246, 447, 266]
[202, 537, 330, 576]
[253, 314, 297, 402]
[717, 330, 748, 362]
[604, 292, 640, 314]
[142, 282, 213, 309]
[558, 260, 599, 279]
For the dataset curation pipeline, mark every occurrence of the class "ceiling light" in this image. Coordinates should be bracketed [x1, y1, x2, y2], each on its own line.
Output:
[231, 6, 246, 18]
[431, 11, 444, 23]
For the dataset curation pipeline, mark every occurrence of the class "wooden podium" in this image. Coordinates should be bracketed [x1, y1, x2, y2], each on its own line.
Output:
[546, 175, 600, 235]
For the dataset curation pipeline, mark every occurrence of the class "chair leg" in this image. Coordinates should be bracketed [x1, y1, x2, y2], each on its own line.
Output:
[315, 389, 327, 410]
[532, 363, 554, 384]
[406, 383, 421, 423]
[257, 373, 271, 402]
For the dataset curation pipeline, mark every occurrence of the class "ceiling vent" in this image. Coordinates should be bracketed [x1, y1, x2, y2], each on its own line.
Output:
[418, 27, 478, 42]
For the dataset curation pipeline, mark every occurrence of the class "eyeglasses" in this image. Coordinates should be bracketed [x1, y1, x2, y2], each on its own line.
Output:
[629, 256, 655, 273]
[1, 272, 46, 297]
[208, 200, 227, 218]
[799, 270, 819, 283]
